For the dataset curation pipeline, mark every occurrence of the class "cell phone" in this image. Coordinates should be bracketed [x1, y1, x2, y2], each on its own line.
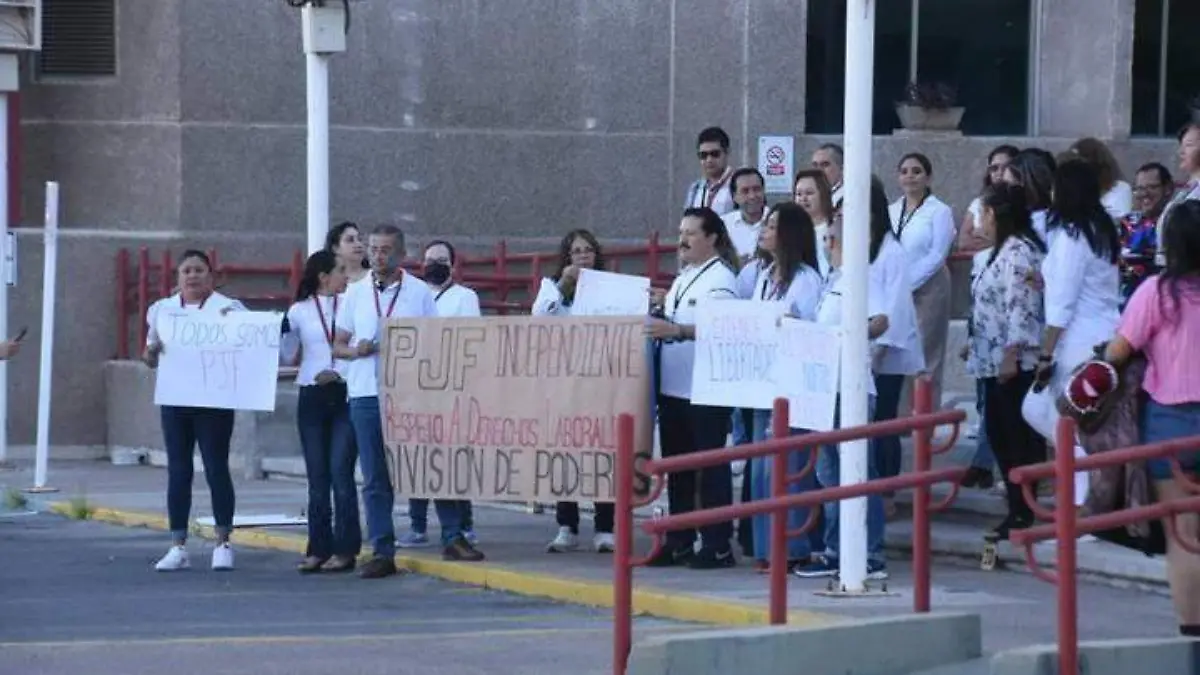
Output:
[13, 327, 27, 342]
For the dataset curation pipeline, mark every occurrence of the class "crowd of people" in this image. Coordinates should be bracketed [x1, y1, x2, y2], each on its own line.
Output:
[135, 122, 1200, 633]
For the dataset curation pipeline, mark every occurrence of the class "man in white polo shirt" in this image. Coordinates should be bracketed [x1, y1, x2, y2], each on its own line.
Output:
[721, 167, 768, 262]
[684, 127, 736, 216]
[334, 225, 481, 579]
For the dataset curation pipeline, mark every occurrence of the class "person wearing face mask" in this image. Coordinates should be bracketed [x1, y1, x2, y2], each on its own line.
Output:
[392, 240, 483, 550]
[644, 207, 739, 569]
[333, 225, 484, 579]
[143, 250, 247, 572]
[533, 229, 619, 554]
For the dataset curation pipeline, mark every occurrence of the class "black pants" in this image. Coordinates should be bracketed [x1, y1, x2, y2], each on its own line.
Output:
[557, 502, 614, 534]
[658, 395, 733, 551]
[161, 406, 236, 543]
[736, 409, 755, 557]
[984, 371, 1046, 522]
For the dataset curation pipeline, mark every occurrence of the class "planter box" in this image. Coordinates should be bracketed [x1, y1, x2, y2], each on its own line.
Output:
[895, 104, 965, 132]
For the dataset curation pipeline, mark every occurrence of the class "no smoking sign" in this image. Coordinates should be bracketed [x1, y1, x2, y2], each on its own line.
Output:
[757, 135, 795, 193]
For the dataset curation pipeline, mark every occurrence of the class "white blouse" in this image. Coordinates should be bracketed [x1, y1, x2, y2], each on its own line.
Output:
[146, 291, 245, 346]
[753, 263, 823, 320]
[1101, 180, 1133, 221]
[887, 194, 956, 290]
[1041, 224, 1121, 365]
[816, 269, 881, 397]
[532, 278, 571, 316]
[285, 294, 349, 386]
[871, 236, 925, 376]
[735, 258, 767, 300]
[433, 283, 482, 318]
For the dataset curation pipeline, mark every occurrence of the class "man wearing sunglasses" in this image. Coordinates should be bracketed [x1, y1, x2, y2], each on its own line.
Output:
[684, 126, 736, 216]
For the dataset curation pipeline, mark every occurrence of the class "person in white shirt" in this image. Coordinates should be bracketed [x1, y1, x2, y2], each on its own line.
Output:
[394, 240, 484, 550]
[721, 168, 768, 260]
[1156, 122, 1200, 266]
[866, 176, 924, 509]
[333, 225, 482, 578]
[793, 168, 836, 277]
[888, 152, 956, 410]
[684, 127, 736, 216]
[644, 207, 739, 569]
[1027, 159, 1123, 511]
[281, 250, 361, 573]
[142, 250, 246, 572]
[532, 228, 618, 553]
[1066, 137, 1133, 221]
[957, 144, 1019, 256]
[746, 202, 825, 570]
[793, 216, 892, 581]
[811, 143, 844, 213]
[325, 221, 369, 285]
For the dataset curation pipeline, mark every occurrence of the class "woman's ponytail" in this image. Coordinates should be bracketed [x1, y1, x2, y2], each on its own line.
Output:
[294, 250, 338, 302]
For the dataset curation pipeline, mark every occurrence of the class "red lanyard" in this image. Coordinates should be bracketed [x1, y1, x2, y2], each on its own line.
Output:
[313, 295, 337, 344]
[373, 277, 402, 318]
[180, 293, 209, 310]
[704, 171, 731, 208]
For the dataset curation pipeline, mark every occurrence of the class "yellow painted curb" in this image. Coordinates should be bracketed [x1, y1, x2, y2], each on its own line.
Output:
[48, 502, 841, 629]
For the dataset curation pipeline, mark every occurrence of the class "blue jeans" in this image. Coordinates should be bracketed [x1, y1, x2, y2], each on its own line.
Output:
[750, 412, 820, 561]
[815, 398, 885, 564]
[161, 406, 236, 544]
[872, 374, 905, 479]
[407, 498, 469, 544]
[297, 383, 361, 559]
[970, 379, 996, 470]
[348, 396, 396, 558]
[1143, 400, 1200, 480]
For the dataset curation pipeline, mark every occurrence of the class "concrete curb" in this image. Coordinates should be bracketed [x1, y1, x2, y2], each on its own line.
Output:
[991, 638, 1200, 675]
[45, 502, 842, 630]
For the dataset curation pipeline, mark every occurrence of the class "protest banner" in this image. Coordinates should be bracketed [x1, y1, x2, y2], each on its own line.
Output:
[379, 315, 652, 502]
[776, 318, 840, 431]
[572, 268, 650, 316]
[153, 310, 283, 411]
[690, 299, 786, 409]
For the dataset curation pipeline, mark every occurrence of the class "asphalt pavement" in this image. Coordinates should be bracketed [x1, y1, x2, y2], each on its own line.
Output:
[0, 513, 683, 675]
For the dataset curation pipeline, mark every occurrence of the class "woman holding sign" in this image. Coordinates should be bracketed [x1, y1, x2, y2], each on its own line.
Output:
[142, 250, 245, 572]
[533, 228, 618, 554]
[747, 202, 826, 571]
[282, 250, 362, 573]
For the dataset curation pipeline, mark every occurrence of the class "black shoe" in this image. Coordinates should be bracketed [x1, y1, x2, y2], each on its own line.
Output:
[645, 544, 695, 568]
[357, 555, 397, 579]
[987, 514, 1034, 541]
[687, 547, 736, 570]
[443, 536, 485, 562]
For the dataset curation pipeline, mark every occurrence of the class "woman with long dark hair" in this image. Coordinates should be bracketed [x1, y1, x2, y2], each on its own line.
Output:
[965, 183, 1047, 537]
[1001, 149, 1055, 240]
[533, 229, 617, 553]
[1104, 201, 1200, 637]
[282, 250, 361, 572]
[959, 144, 1020, 254]
[325, 221, 368, 284]
[143, 250, 246, 572]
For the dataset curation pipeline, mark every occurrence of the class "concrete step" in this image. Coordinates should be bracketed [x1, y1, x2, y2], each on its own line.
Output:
[906, 656, 993, 675]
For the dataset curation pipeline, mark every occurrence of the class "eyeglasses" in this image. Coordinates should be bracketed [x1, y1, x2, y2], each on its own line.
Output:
[988, 164, 1006, 173]
[570, 246, 596, 256]
[1133, 184, 1163, 193]
[697, 150, 724, 160]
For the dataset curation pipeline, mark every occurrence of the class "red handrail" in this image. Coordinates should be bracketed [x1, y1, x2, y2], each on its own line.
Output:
[1007, 418, 1200, 675]
[612, 378, 966, 675]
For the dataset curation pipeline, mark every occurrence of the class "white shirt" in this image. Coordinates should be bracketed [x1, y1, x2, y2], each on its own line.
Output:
[340, 272, 437, 399]
[753, 263, 823, 320]
[888, 194, 956, 290]
[872, 237, 925, 375]
[659, 256, 738, 400]
[433, 283, 481, 318]
[968, 196, 984, 228]
[1101, 180, 1133, 221]
[815, 269, 881, 396]
[146, 291, 245, 345]
[1155, 180, 1200, 266]
[735, 258, 767, 300]
[684, 169, 736, 216]
[813, 221, 832, 278]
[722, 209, 767, 259]
[286, 294, 349, 386]
[532, 278, 570, 316]
[1041, 225, 1121, 364]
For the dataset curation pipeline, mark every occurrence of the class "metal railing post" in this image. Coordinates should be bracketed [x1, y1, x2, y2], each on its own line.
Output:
[768, 397, 790, 624]
[613, 413, 636, 675]
[912, 377, 932, 612]
[1055, 417, 1079, 675]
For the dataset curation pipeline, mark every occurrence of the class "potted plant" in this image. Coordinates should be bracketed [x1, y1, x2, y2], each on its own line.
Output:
[895, 81, 965, 132]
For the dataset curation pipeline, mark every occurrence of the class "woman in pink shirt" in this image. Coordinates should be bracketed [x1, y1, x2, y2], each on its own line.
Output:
[1105, 200, 1200, 638]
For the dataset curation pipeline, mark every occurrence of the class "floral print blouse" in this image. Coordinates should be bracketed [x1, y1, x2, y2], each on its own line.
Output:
[967, 236, 1046, 378]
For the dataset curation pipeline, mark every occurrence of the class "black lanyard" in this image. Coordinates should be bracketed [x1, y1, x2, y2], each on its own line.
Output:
[895, 195, 927, 238]
[671, 258, 722, 314]
[758, 265, 786, 301]
[435, 284, 453, 303]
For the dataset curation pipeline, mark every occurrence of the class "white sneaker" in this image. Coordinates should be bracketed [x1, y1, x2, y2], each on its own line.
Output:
[211, 543, 235, 571]
[546, 526, 579, 553]
[154, 545, 190, 572]
[594, 533, 615, 553]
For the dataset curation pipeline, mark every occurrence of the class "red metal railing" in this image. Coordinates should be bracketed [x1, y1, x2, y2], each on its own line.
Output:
[612, 378, 967, 675]
[1008, 418, 1200, 675]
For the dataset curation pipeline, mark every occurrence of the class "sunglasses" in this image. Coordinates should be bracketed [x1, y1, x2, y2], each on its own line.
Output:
[697, 150, 724, 160]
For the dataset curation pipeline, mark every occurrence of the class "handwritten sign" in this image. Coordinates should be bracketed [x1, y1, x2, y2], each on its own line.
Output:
[572, 269, 650, 316]
[153, 311, 283, 411]
[379, 316, 652, 502]
[690, 299, 786, 409]
[777, 318, 840, 431]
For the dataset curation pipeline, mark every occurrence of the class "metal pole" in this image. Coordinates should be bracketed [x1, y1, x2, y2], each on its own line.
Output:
[768, 397, 790, 624]
[305, 51, 330, 256]
[837, 0, 876, 594]
[912, 378, 932, 612]
[31, 182, 58, 491]
[0, 91, 9, 466]
[613, 413, 636, 675]
[1056, 418, 1079, 675]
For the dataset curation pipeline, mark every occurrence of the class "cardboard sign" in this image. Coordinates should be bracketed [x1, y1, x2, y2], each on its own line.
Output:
[153, 310, 283, 411]
[572, 269, 650, 317]
[378, 316, 652, 502]
[777, 318, 840, 431]
[690, 299, 786, 409]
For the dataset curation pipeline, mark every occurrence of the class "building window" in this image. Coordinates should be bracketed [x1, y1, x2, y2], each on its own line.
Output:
[1131, 0, 1200, 137]
[36, 0, 117, 79]
[806, 0, 1031, 136]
